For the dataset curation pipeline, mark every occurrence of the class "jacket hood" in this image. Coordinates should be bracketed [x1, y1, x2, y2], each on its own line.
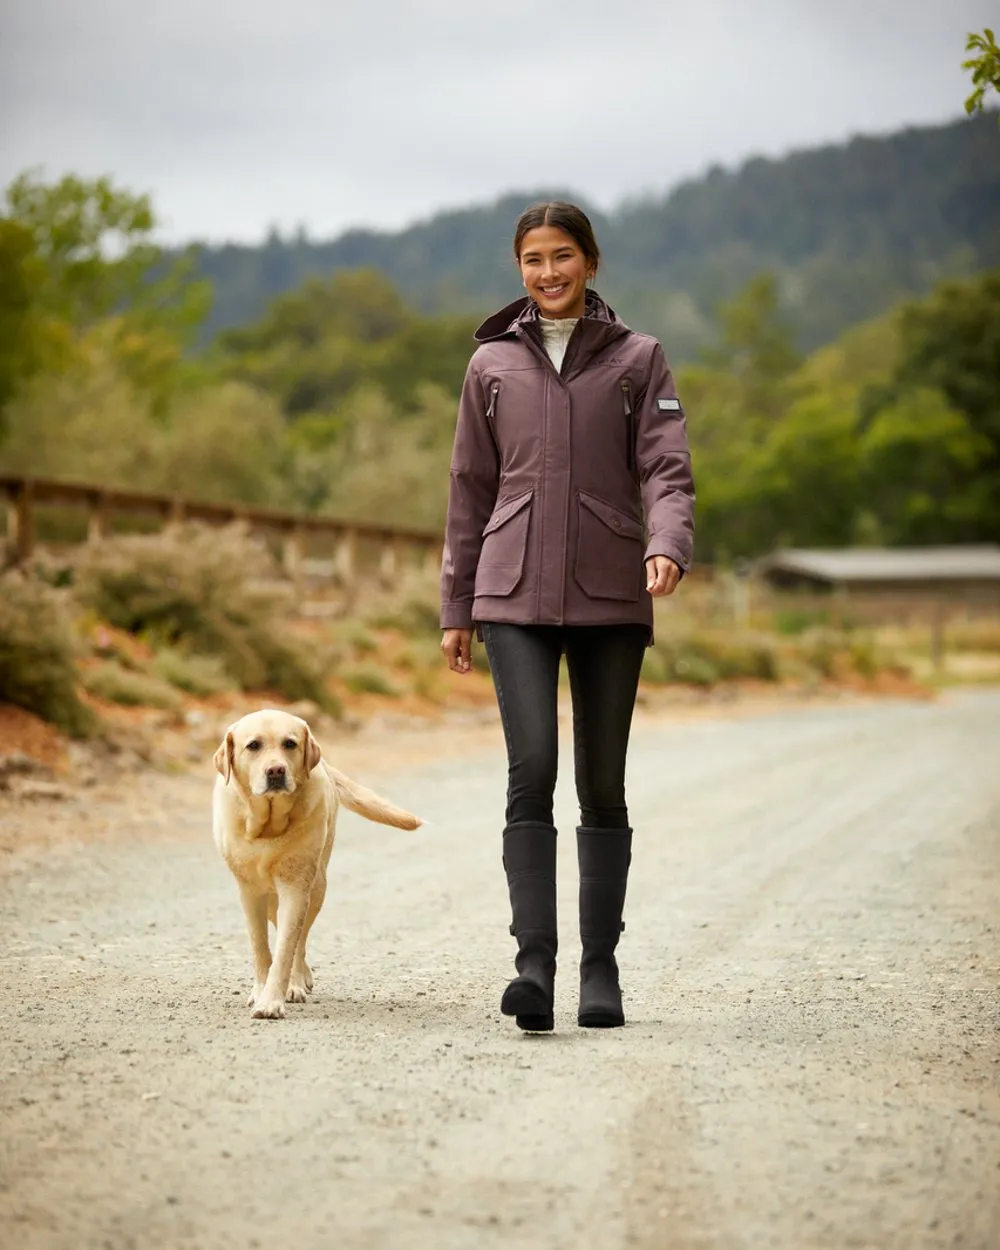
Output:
[474, 288, 630, 345]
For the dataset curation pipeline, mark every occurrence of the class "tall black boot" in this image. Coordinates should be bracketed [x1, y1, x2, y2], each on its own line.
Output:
[500, 822, 558, 1033]
[577, 826, 632, 1028]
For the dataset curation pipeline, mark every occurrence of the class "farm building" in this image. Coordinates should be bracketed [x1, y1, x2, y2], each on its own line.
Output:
[754, 546, 1000, 604]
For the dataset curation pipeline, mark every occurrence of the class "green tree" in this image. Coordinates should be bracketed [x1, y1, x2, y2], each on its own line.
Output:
[0, 347, 158, 485]
[858, 387, 989, 544]
[686, 273, 999, 558]
[0, 220, 42, 434]
[702, 273, 801, 431]
[887, 270, 1000, 536]
[5, 172, 208, 333]
[1, 172, 211, 418]
[964, 28, 1000, 122]
[154, 382, 291, 507]
[309, 383, 456, 528]
[219, 269, 475, 420]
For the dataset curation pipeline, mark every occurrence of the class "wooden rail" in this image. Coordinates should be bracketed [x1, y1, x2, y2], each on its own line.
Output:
[0, 474, 443, 587]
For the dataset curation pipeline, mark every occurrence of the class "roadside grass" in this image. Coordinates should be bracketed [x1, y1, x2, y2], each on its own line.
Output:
[6, 536, 997, 741]
[82, 660, 183, 711]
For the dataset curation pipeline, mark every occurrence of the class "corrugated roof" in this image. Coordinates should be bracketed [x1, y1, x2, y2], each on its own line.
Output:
[754, 545, 1000, 583]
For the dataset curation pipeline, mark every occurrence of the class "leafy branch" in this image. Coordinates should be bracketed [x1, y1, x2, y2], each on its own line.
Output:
[963, 28, 1000, 122]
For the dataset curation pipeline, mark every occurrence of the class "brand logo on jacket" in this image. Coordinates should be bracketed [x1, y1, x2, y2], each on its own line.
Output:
[657, 398, 682, 412]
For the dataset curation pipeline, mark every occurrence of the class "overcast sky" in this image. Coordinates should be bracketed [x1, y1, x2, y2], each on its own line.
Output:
[1, 0, 993, 245]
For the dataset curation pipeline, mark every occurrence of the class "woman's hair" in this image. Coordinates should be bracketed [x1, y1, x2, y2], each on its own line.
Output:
[513, 201, 601, 274]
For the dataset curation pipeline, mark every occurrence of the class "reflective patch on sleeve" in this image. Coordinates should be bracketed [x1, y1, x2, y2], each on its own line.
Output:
[657, 398, 682, 412]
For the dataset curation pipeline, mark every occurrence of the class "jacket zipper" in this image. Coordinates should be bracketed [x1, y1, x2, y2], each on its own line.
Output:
[621, 380, 636, 475]
[486, 381, 499, 423]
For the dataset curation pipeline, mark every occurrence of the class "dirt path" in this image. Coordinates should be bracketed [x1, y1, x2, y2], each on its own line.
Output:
[1, 691, 998, 1250]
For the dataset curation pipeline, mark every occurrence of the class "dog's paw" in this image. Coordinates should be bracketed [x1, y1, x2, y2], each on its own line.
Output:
[247, 982, 266, 1008]
[286, 981, 309, 1004]
[250, 997, 286, 1020]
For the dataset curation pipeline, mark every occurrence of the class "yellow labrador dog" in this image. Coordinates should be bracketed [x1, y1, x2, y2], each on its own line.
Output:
[213, 709, 422, 1020]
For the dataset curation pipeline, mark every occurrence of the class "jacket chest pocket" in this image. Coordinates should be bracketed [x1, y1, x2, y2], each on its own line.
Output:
[574, 490, 643, 602]
[475, 489, 533, 598]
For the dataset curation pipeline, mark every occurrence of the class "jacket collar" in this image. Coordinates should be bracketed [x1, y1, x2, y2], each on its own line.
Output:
[474, 288, 631, 349]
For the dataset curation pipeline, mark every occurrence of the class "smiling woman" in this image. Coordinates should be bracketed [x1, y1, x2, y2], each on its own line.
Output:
[514, 202, 600, 320]
[439, 199, 696, 1035]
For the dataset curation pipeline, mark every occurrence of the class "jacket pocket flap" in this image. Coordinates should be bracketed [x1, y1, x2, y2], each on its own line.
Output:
[483, 489, 533, 536]
[578, 492, 643, 540]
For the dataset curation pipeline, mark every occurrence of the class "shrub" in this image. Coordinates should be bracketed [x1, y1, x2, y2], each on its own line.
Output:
[640, 646, 671, 684]
[940, 619, 1000, 654]
[396, 636, 445, 672]
[707, 638, 780, 682]
[332, 621, 379, 656]
[367, 592, 441, 637]
[361, 567, 443, 637]
[647, 632, 781, 687]
[846, 639, 880, 680]
[773, 607, 830, 636]
[151, 648, 237, 696]
[82, 661, 182, 710]
[74, 525, 339, 714]
[0, 573, 96, 737]
[801, 631, 839, 679]
[410, 668, 445, 703]
[670, 652, 719, 687]
[340, 663, 402, 697]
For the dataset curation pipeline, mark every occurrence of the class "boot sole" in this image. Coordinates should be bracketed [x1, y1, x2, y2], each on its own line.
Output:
[578, 1008, 625, 1028]
[516, 1013, 554, 1032]
[501, 979, 553, 1031]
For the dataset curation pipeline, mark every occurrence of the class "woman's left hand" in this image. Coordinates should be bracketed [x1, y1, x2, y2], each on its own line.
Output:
[645, 556, 681, 597]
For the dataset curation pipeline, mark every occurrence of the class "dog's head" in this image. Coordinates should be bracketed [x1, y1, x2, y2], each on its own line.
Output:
[213, 709, 323, 797]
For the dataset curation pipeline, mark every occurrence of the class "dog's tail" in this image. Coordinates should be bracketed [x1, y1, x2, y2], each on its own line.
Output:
[326, 765, 423, 830]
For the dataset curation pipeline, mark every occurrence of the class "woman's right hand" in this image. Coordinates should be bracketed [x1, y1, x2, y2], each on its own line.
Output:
[441, 628, 473, 674]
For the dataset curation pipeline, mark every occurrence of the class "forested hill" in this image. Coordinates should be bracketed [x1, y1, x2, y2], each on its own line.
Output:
[190, 112, 1000, 359]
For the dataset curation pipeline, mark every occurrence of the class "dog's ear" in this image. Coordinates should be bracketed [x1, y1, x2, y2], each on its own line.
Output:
[213, 728, 235, 783]
[304, 729, 322, 773]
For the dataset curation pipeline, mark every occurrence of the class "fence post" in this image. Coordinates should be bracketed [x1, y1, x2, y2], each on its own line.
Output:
[282, 525, 304, 588]
[8, 480, 35, 563]
[87, 492, 111, 545]
[379, 537, 399, 586]
[422, 540, 441, 580]
[731, 559, 752, 627]
[165, 497, 187, 532]
[930, 599, 946, 676]
[335, 529, 357, 587]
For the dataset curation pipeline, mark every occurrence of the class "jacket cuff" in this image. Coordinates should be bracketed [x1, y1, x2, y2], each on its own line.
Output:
[643, 540, 690, 574]
[440, 600, 475, 630]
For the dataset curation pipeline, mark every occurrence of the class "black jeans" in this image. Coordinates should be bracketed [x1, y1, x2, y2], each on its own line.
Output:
[481, 622, 648, 830]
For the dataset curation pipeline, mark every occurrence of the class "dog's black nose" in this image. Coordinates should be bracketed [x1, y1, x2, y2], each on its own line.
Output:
[264, 763, 288, 790]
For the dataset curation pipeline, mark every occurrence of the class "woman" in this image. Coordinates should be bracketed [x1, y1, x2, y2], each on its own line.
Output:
[440, 202, 694, 1032]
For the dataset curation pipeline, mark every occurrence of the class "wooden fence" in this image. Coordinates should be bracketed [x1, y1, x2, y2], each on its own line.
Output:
[0, 474, 443, 588]
[3, 473, 998, 646]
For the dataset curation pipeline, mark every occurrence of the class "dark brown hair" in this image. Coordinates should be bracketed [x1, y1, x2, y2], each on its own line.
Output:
[513, 201, 601, 274]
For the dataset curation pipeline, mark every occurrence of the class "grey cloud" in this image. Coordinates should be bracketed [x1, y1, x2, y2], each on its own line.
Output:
[1, 0, 993, 243]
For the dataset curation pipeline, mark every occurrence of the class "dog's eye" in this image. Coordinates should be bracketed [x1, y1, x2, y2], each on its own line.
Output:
[282, 738, 297, 750]
[245, 741, 261, 752]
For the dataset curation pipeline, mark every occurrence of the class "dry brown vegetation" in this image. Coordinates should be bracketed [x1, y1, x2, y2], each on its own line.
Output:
[5, 523, 996, 762]
[0, 572, 96, 738]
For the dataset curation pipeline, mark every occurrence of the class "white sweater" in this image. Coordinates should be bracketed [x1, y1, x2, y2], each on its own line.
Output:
[538, 316, 579, 372]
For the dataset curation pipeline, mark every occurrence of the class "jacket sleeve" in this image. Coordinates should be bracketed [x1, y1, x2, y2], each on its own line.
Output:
[635, 342, 695, 571]
[440, 360, 501, 629]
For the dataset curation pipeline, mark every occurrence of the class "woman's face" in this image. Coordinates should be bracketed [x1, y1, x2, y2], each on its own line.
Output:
[517, 225, 593, 319]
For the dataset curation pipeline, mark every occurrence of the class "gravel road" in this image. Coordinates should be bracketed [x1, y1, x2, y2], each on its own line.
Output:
[1, 690, 998, 1250]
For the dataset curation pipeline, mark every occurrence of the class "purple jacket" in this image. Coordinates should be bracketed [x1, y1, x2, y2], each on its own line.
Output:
[440, 291, 695, 636]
